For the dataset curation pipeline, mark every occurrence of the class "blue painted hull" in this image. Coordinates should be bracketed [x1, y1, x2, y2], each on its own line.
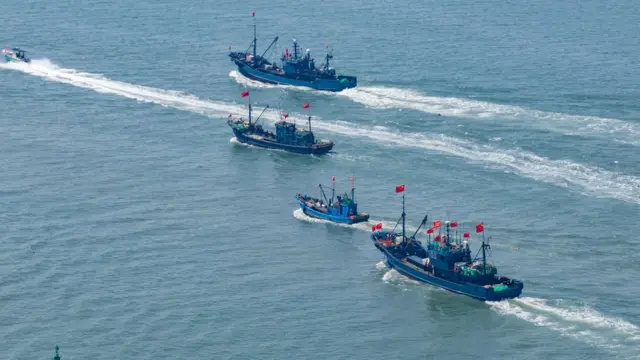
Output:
[4, 54, 30, 63]
[232, 129, 333, 155]
[371, 234, 523, 301]
[296, 196, 369, 224]
[234, 61, 356, 92]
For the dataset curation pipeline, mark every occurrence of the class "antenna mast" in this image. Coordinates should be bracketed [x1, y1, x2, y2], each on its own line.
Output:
[252, 11, 257, 60]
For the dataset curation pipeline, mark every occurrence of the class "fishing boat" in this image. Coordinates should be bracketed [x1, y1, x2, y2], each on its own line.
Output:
[296, 176, 370, 224]
[371, 184, 523, 301]
[227, 91, 334, 154]
[2, 47, 31, 63]
[228, 12, 357, 92]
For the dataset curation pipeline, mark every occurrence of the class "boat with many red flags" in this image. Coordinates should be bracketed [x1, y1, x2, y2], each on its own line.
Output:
[371, 184, 523, 301]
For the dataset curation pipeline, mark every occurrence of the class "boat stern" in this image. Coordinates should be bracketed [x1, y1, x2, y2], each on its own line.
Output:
[348, 213, 370, 224]
[337, 75, 357, 90]
[485, 279, 524, 301]
[311, 140, 334, 155]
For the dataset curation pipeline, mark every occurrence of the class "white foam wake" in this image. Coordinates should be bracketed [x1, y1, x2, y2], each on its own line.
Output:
[489, 297, 640, 353]
[341, 86, 640, 145]
[375, 264, 640, 353]
[229, 70, 640, 145]
[3, 59, 639, 205]
[293, 208, 416, 233]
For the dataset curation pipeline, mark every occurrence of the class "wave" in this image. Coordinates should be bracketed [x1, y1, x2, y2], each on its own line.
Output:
[376, 261, 639, 355]
[489, 297, 640, 354]
[229, 70, 640, 146]
[2, 59, 639, 205]
[293, 209, 415, 233]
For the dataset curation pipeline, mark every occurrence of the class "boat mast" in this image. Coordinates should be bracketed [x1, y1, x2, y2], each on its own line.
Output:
[331, 177, 335, 204]
[445, 221, 450, 245]
[252, 12, 257, 61]
[481, 226, 486, 275]
[351, 178, 355, 203]
[318, 184, 329, 204]
[260, 36, 279, 60]
[253, 105, 269, 125]
[308, 116, 312, 132]
[402, 188, 406, 241]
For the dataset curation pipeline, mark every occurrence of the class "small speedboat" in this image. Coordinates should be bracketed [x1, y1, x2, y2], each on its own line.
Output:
[2, 47, 31, 63]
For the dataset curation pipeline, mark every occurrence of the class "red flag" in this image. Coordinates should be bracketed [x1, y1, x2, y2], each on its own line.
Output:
[463, 232, 470, 238]
[432, 220, 441, 228]
[434, 234, 441, 242]
[476, 223, 484, 233]
[241, 91, 249, 97]
[349, 177, 354, 182]
[375, 223, 383, 230]
[283, 113, 289, 118]
[228, 114, 232, 118]
[372, 225, 376, 232]
[331, 176, 336, 181]
[252, 11, 255, 17]
[450, 221, 458, 228]
[426, 227, 434, 234]
[302, 103, 310, 109]
[395, 184, 405, 193]
[325, 44, 329, 49]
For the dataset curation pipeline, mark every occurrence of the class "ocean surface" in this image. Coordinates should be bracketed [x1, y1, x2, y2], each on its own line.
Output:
[1, 0, 639, 359]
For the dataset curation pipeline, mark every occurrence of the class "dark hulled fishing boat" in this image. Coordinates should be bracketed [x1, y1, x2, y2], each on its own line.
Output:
[371, 184, 523, 301]
[296, 176, 370, 224]
[227, 91, 334, 155]
[228, 12, 357, 92]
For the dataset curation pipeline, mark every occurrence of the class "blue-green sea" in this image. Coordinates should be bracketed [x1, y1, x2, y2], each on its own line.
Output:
[1, 0, 639, 359]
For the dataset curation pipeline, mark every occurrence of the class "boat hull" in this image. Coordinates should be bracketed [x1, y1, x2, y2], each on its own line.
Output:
[232, 129, 333, 155]
[4, 54, 30, 63]
[371, 234, 523, 301]
[296, 196, 369, 224]
[233, 61, 356, 92]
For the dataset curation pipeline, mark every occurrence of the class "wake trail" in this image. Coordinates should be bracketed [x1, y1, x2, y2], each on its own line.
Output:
[376, 262, 640, 355]
[293, 208, 417, 233]
[2, 60, 639, 205]
[230, 70, 640, 146]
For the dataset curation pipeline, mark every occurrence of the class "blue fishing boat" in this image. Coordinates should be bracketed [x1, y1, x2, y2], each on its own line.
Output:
[2, 47, 31, 63]
[371, 184, 523, 301]
[227, 91, 334, 155]
[228, 12, 357, 92]
[296, 176, 370, 224]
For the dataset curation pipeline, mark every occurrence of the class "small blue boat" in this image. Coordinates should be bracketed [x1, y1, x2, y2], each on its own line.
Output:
[227, 91, 334, 155]
[296, 177, 370, 224]
[228, 13, 357, 92]
[371, 184, 523, 301]
[2, 47, 31, 63]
